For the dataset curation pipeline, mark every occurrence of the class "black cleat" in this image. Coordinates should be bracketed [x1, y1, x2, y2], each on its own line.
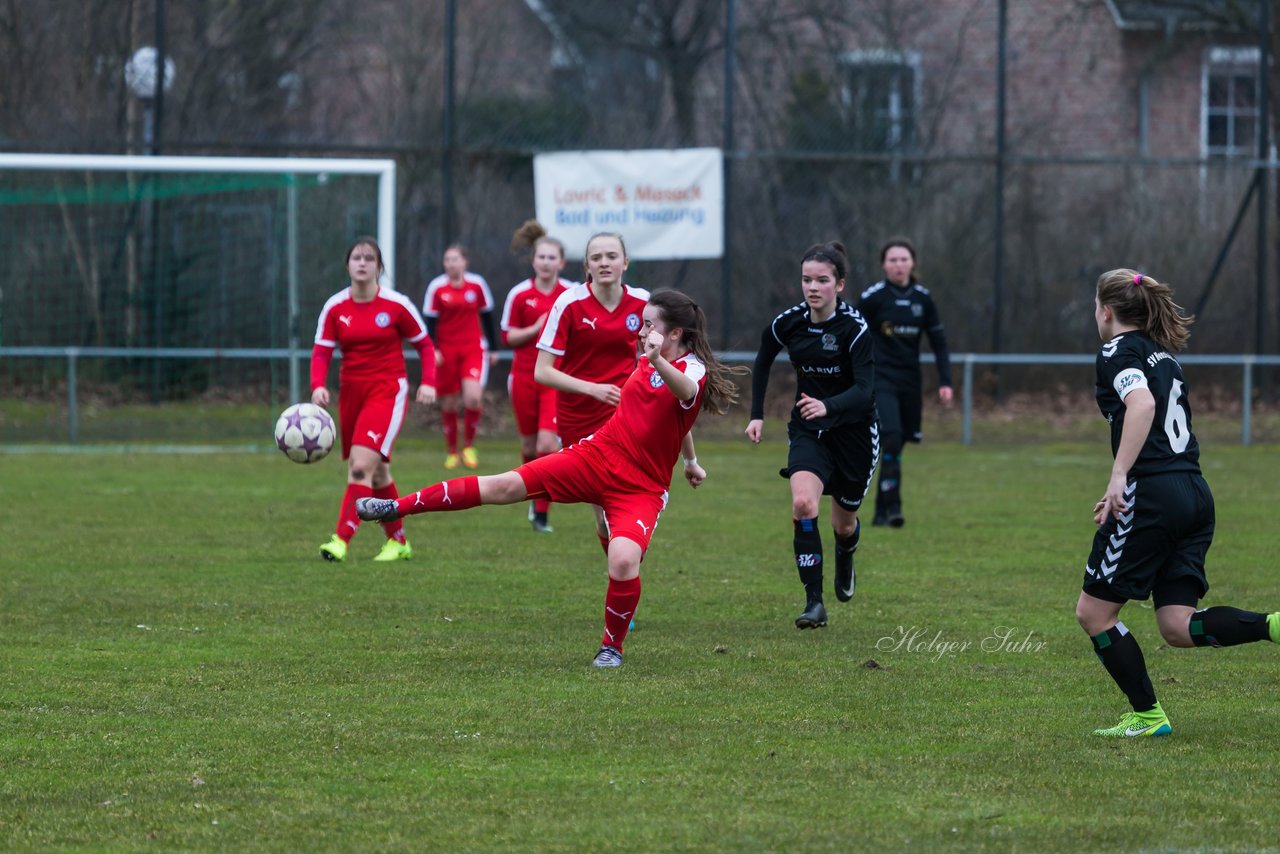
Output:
[531, 510, 554, 534]
[887, 511, 905, 528]
[795, 598, 828, 629]
[871, 511, 889, 527]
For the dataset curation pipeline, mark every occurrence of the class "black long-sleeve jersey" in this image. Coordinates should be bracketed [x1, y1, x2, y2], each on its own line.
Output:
[750, 299, 876, 431]
[1095, 330, 1200, 477]
[854, 280, 952, 388]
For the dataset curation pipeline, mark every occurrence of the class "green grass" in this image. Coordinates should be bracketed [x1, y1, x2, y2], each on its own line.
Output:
[2, 440, 1279, 851]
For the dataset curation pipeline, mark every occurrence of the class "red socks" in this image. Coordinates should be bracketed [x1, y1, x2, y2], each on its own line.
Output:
[602, 576, 641, 652]
[442, 411, 459, 454]
[373, 482, 406, 543]
[398, 476, 481, 516]
[335, 483, 374, 541]
[523, 453, 551, 515]
[463, 407, 481, 447]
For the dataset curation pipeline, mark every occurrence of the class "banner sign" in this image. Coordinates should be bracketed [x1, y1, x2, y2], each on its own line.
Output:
[533, 148, 723, 260]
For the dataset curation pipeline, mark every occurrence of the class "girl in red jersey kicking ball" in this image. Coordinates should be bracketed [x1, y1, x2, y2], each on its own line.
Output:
[311, 237, 438, 563]
[356, 290, 746, 668]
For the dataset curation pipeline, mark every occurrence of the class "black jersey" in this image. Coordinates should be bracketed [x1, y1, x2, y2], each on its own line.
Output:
[750, 298, 876, 431]
[854, 280, 952, 387]
[1095, 331, 1200, 478]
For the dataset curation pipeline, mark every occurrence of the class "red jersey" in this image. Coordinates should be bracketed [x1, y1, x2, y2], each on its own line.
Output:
[536, 282, 650, 441]
[585, 353, 707, 493]
[500, 277, 570, 377]
[423, 273, 494, 351]
[311, 286, 435, 387]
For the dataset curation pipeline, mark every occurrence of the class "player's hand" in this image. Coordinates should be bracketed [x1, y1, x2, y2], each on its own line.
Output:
[1093, 473, 1130, 525]
[939, 385, 954, 407]
[796, 393, 828, 421]
[684, 462, 706, 488]
[311, 387, 330, 407]
[745, 419, 763, 443]
[416, 384, 437, 406]
[643, 330, 664, 363]
[591, 383, 622, 406]
[489, 352, 500, 367]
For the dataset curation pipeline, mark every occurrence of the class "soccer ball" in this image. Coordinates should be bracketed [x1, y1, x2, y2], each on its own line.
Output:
[274, 403, 335, 463]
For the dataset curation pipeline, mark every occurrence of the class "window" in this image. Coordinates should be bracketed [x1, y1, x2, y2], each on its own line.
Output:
[1203, 47, 1260, 157]
[840, 50, 920, 153]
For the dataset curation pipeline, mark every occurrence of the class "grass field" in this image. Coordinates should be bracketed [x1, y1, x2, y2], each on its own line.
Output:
[2, 437, 1279, 851]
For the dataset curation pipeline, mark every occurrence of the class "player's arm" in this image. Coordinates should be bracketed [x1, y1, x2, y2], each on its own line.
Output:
[644, 331, 697, 401]
[534, 349, 621, 405]
[680, 430, 705, 488]
[815, 324, 875, 422]
[924, 297, 954, 403]
[310, 343, 335, 407]
[745, 323, 783, 443]
[1095, 384, 1155, 524]
[504, 314, 548, 348]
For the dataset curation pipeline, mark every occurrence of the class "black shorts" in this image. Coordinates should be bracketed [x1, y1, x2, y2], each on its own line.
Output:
[780, 420, 880, 511]
[875, 382, 923, 443]
[1082, 472, 1214, 606]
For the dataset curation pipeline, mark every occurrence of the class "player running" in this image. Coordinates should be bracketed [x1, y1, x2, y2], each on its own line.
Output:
[501, 220, 571, 533]
[746, 241, 880, 629]
[310, 237, 437, 563]
[423, 244, 498, 470]
[1077, 268, 1279, 737]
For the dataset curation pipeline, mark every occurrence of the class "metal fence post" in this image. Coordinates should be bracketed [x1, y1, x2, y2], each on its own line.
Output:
[962, 355, 974, 446]
[1242, 356, 1253, 447]
[67, 348, 79, 445]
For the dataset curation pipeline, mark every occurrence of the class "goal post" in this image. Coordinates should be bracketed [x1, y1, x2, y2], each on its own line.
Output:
[0, 153, 396, 446]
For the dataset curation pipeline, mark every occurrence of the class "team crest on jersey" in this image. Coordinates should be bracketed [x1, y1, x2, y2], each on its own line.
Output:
[375, 311, 392, 328]
[821, 333, 838, 351]
[625, 313, 641, 332]
[911, 303, 923, 317]
[465, 292, 477, 303]
[649, 371, 665, 389]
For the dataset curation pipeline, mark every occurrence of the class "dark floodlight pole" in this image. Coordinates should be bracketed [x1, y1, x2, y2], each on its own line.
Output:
[721, 0, 736, 348]
[993, 0, 1007, 357]
[442, 0, 457, 248]
[1256, 0, 1269, 354]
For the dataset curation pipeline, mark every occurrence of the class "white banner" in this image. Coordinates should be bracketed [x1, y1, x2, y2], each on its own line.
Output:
[533, 148, 723, 260]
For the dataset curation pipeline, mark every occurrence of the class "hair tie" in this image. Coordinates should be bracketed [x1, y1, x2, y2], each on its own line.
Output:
[1134, 273, 1143, 286]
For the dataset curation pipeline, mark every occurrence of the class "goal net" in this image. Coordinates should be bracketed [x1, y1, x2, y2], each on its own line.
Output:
[0, 154, 395, 448]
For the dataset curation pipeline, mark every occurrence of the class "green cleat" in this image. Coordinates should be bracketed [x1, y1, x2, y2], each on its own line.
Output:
[373, 539, 413, 562]
[319, 534, 348, 562]
[1093, 705, 1172, 738]
[1268, 612, 1279, 644]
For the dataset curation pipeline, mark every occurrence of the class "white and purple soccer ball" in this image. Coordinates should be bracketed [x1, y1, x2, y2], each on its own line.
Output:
[274, 403, 335, 463]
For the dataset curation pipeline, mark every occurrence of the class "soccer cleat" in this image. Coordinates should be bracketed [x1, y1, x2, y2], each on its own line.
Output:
[444, 453, 460, 470]
[528, 502, 537, 523]
[795, 598, 828, 629]
[1093, 706, 1172, 738]
[1268, 612, 1279, 644]
[319, 534, 348, 562]
[531, 510, 554, 534]
[871, 511, 889, 527]
[461, 446, 479, 469]
[592, 646, 623, 668]
[355, 497, 401, 522]
[886, 508, 905, 528]
[372, 539, 413, 562]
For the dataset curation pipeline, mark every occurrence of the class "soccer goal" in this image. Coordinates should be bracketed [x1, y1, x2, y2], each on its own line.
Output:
[0, 153, 395, 449]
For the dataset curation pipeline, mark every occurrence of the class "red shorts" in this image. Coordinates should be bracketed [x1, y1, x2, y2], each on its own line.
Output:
[515, 443, 669, 553]
[508, 372, 557, 436]
[338, 376, 409, 461]
[436, 346, 488, 396]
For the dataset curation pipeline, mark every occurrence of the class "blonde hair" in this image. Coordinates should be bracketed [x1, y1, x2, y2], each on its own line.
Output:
[1096, 268, 1194, 352]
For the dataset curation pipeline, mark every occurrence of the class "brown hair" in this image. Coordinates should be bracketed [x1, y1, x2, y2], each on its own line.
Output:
[802, 241, 848, 281]
[346, 236, 385, 276]
[646, 289, 748, 415]
[1096, 268, 1194, 352]
[879, 237, 918, 283]
[510, 219, 565, 259]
